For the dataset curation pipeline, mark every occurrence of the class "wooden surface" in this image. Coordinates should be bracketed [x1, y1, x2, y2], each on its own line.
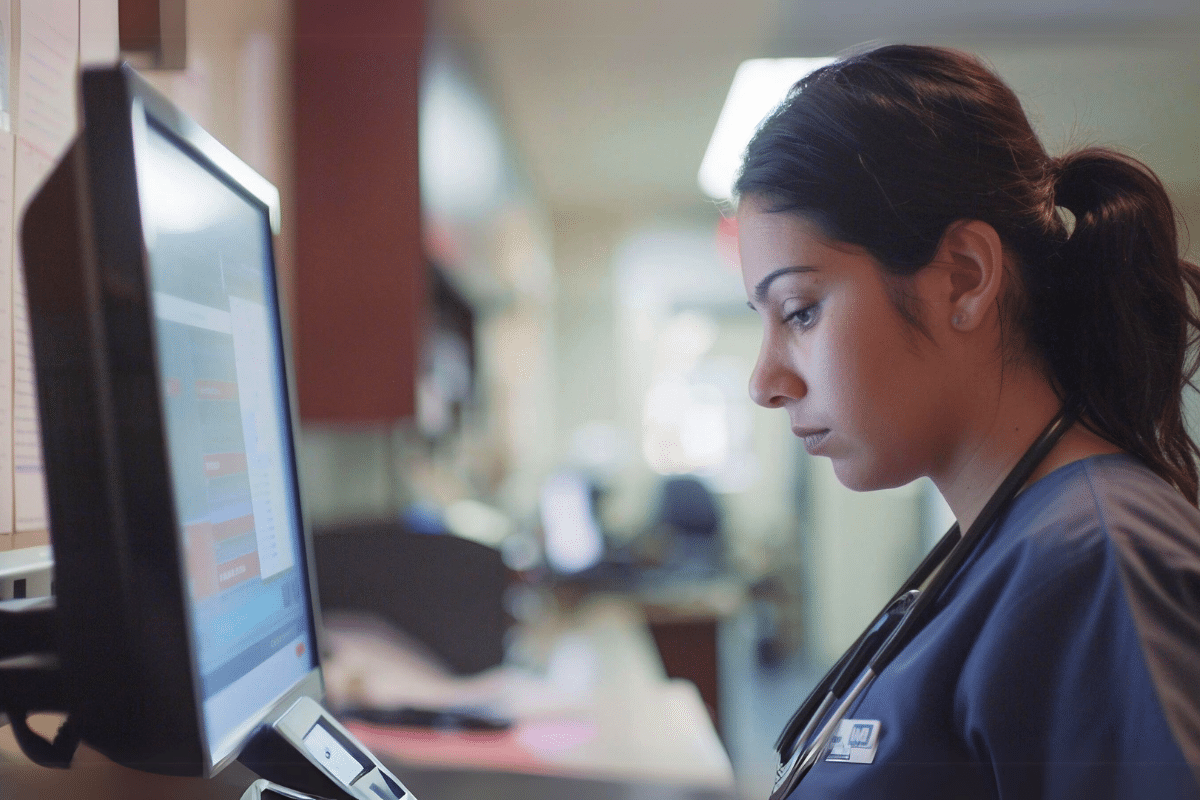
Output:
[0, 730, 255, 800]
[648, 616, 721, 733]
[398, 765, 738, 799]
[118, 0, 160, 53]
[0, 749, 738, 800]
[641, 577, 749, 740]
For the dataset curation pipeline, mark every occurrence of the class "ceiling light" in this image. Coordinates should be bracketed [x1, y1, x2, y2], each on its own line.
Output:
[698, 57, 834, 201]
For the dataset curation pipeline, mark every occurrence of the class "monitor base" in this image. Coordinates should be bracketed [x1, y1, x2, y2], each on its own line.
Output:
[239, 696, 414, 800]
[240, 779, 332, 800]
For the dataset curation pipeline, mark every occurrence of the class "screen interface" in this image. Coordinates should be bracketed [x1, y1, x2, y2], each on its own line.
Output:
[139, 121, 315, 762]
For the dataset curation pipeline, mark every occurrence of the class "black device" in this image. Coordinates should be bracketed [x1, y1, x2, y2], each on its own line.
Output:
[8, 63, 415, 800]
[339, 704, 512, 732]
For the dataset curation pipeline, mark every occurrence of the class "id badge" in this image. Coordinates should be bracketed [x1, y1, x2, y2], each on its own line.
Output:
[825, 719, 880, 764]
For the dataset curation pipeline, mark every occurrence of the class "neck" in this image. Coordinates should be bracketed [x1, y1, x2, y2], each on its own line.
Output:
[932, 369, 1120, 531]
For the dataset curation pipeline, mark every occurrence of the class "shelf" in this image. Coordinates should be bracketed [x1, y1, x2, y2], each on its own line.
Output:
[0, 546, 53, 599]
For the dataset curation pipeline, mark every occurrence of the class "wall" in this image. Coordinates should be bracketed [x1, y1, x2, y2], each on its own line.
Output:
[547, 210, 810, 589]
[552, 206, 622, 446]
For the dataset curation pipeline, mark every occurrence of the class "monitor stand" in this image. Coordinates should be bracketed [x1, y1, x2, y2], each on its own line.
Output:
[0, 596, 76, 768]
[238, 695, 413, 800]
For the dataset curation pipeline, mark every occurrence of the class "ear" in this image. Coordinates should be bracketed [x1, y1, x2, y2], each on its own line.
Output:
[938, 219, 1006, 331]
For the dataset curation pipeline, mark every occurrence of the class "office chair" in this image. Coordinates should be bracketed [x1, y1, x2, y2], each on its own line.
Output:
[312, 522, 511, 675]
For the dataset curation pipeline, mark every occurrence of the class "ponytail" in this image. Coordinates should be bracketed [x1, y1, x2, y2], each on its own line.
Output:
[1036, 149, 1200, 503]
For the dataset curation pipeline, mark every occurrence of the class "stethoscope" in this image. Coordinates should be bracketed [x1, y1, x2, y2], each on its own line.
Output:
[769, 400, 1082, 800]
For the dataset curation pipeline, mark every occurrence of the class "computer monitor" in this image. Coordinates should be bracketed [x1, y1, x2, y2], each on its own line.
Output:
[19, 65, 411, 799]
[539, 469, 605, 576]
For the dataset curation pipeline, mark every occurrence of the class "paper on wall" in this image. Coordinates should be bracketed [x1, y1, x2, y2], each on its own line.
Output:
[79, 0, 117, 67]
[0, 0, 16, 543]
[13, 0, 79, 536]
[0, 0, 12, 134]
[0, 129, 14, 541]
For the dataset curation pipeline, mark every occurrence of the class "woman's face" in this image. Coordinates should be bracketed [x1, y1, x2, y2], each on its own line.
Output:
[739, 200, 962, 491]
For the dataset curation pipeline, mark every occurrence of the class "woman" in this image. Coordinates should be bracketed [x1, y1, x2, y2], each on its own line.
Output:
[737, 45, 1200, 798]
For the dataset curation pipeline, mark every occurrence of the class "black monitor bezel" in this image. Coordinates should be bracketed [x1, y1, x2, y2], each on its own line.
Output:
[22, 63, 324, 777]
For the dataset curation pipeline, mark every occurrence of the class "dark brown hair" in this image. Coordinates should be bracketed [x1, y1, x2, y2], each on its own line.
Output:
[736, 44, 1200, 504]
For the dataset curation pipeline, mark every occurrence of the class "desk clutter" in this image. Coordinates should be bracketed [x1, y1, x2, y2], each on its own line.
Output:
[319, 597, 735, 791]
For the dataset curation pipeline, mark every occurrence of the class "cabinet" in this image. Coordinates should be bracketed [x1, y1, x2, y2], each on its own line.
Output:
[292, 0, 427, 422]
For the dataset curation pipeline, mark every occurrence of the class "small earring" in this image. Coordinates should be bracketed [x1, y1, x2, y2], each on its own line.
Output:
[952, 312, 965, 328]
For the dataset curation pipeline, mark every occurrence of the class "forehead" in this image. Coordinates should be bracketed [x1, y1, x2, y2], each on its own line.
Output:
[736, 202, 851, 285]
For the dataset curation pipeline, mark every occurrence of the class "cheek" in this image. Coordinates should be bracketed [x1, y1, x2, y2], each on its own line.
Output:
[837, 304, 928, 415]
[817, 305, 890, 416]
[822, 303, 937, 481]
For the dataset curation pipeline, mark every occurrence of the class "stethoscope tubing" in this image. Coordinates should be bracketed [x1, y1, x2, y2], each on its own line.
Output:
[770, 400, 1083, 798]
[797, 668, 876, 775]
[773, 525, 963, 754]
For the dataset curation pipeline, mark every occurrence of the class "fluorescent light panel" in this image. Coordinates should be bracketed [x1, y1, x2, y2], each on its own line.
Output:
[698, 57, 835, 201]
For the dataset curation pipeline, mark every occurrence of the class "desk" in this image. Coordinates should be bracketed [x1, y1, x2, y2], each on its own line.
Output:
[325, 595, 735, 790]
[0, 756, 736, 800]
[0, 596, 738, 799]
[638, 578, 747, 737]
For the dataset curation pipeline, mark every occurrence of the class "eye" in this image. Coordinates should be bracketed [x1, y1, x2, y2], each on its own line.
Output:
[784, 303, 820, 330]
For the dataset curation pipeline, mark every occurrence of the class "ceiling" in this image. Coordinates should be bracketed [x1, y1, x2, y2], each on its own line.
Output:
[441, 0, 1200, 214]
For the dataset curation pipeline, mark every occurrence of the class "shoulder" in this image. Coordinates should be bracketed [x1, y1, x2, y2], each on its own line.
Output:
[947, 455, 1200, 784]
[951, 452, 1200, 670]
[1000, 453, 1200, 767]
[999, 453, 1200, 579]
[1075, 454, 1200, 568]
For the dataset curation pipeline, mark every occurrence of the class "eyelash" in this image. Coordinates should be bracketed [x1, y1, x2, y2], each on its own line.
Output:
[784, 303, 820, 330]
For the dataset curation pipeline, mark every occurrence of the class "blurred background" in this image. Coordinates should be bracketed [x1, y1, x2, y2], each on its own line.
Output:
[133, 0, 1199, 796]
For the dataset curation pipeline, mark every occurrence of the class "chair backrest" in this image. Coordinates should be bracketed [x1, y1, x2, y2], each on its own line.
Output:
[312, 522, 510, 675]
[658, 476, 722, 537]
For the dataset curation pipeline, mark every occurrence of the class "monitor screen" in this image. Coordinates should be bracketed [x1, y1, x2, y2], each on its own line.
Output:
[139, 122, 315, 764]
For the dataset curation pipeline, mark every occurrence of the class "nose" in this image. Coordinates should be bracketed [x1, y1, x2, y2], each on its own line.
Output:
[748, 335, 805, 409]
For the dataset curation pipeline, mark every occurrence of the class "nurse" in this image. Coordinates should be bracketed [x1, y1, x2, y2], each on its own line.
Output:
[738, 45, 1200, 798]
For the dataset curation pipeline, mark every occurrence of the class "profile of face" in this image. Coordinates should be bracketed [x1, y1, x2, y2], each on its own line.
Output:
[739, 198, 966, 492]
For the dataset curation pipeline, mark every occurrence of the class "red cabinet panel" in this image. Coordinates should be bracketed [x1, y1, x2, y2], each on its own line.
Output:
[293, 0, 426, 422]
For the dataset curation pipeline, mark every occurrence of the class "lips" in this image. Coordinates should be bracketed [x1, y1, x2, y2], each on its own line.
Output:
[793, 427, 831, 452]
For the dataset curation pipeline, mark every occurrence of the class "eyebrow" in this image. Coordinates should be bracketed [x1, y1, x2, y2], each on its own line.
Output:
[753, 265, 818, 304]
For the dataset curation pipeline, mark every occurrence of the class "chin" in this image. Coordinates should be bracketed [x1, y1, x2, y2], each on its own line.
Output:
[829, 457, 916, 493]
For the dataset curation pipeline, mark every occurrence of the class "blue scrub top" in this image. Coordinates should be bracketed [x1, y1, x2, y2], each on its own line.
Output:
[788, 453, 1200, 799]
